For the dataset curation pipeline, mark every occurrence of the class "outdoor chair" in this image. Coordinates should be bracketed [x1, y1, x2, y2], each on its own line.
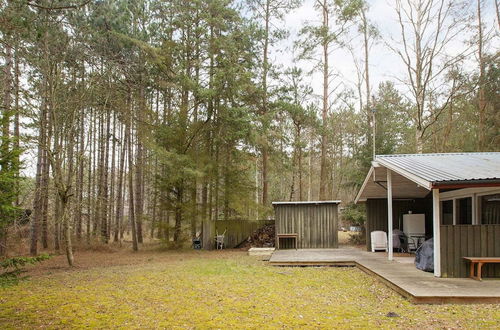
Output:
[215, 229, 226, 250]
[371, 230, 388, 252]
[392, 229, 417, 253]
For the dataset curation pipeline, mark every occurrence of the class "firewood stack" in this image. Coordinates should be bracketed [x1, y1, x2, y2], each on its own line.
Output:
[240, 224, 275, 248]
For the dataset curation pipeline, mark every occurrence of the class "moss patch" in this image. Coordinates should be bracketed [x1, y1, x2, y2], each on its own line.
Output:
[0, 251, 499, 329]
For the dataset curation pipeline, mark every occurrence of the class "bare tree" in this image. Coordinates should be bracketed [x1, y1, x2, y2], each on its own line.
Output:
[390, 0, 471, 152]
[495, 0, 500, 30]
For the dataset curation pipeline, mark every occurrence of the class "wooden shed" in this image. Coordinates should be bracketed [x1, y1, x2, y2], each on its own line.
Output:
[273, 201, 340, 249]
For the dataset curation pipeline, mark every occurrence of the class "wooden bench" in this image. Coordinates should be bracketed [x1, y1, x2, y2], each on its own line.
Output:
[463, 257, 500, 281]
[276, 233, 298, 250]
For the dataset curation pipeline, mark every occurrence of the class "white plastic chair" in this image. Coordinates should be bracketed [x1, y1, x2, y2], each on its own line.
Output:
[371, 231, 388, 252]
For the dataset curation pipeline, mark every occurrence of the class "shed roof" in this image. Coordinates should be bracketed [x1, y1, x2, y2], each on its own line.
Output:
[272, 200, 341, 206]
[355, 152, 500, 203]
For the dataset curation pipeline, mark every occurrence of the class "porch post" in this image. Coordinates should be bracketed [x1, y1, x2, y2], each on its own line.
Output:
[432, 188, 441, 277]
[387, 169, 393, 261]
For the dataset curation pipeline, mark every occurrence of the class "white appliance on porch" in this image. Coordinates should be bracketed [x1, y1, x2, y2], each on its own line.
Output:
[402, 213, 426, 251]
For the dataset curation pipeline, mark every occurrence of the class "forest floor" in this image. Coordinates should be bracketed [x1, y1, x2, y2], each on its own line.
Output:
[1, 244, 499, 329]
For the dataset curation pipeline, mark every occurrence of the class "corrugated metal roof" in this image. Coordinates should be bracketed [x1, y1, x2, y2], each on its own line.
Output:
[376, 152, 500, 185]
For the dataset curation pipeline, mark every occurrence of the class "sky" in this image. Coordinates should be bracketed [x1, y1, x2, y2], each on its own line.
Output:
[271, 0, 499, 110]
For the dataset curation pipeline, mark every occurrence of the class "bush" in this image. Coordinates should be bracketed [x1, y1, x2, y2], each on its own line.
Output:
[0, 254, 51, 287]
[341, 203, 366, 227]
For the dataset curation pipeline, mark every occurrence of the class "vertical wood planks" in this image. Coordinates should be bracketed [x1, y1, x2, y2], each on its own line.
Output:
[273, 202, 339, 249]
[440, 224, 500, 278]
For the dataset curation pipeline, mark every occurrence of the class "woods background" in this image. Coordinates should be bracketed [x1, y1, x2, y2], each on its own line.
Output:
[0, 0, 498, 262]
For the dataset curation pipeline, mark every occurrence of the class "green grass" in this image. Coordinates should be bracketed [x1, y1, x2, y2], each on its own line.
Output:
[0, 251, 499, 329]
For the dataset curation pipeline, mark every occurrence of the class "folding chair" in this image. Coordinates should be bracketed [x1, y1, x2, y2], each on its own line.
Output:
[215, 229, 226, 249]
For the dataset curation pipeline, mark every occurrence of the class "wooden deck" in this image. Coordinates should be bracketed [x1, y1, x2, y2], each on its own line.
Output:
[269, 247, 500, 304]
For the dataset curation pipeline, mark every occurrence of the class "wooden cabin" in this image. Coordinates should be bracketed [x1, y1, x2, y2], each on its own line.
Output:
[355, 152, 500, 278]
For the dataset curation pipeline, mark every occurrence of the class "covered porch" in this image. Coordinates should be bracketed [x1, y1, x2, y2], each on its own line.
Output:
[355, 153, 500, 279]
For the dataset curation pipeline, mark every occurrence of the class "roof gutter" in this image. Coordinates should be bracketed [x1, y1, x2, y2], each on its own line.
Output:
[431, 180, 500, 190]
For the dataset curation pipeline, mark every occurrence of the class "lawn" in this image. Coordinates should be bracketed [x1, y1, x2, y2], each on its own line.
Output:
[1, 247, 499, 329]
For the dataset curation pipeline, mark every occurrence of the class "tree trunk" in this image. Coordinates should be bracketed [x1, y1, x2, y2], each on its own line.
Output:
[127, 110, 138, 252]
[114, 122, 126, 242]
[297, 127, 303, 201]
[75, 94, 85, 240]
[2, 42, 12, 152]
[477, 0, 486, 150]
[261, 0, 271, 207]
[86, 108, 94, 245]
[173, 185, 183, 243]
[1, 41, 12, 256]
[415, 128, 424, 153]
[134, 132, 144, 244]
[101, 108, 111, 243]
[319, 0, 329, 201]
[361, 8, 372, 157]
[54, 194, 61, 252]
[62, 199, 74, 266]
[13, 47, 21, 207]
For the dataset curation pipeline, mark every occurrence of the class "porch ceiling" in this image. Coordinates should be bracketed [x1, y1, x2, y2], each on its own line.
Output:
[357, 166, 430, 202]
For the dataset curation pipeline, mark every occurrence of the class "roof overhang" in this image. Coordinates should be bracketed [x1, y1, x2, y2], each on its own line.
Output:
[355, 165, 431, 203]
[356, 156, 500, 203]
[376, 157, 432, 189]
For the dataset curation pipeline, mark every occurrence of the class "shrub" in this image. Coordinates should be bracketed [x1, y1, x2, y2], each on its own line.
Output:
[341, 203, 366, 227]
[0, 254, 51, 287]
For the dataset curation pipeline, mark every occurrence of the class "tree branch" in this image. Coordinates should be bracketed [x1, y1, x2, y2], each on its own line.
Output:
[26, 0, 90, 11]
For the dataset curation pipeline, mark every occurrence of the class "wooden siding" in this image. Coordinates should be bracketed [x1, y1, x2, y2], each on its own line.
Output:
[440, 224, 500, 278]
[214, 220, 275, 248]
[365, 198, 432, 251]
[274, 204, 338, 249]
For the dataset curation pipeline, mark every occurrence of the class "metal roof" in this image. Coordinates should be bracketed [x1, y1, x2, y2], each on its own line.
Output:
[375, 152, 500, 186]
[272, 200, 341, 206]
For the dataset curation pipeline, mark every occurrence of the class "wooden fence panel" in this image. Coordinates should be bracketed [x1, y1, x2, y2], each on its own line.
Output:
[213, 220, 275, 248]
[440, 224, 500, 278]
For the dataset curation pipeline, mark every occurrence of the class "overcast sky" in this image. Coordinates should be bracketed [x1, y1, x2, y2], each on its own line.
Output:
[272, 0, 499, 110]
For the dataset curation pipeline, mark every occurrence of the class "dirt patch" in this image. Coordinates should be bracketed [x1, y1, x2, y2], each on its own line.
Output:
[24, 243, 246, 277]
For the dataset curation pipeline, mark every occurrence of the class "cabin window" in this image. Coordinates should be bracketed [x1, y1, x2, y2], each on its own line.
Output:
[479, 194, 500, 225]
[441, 200, 453, 225]
[456, 197, 472, 225]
